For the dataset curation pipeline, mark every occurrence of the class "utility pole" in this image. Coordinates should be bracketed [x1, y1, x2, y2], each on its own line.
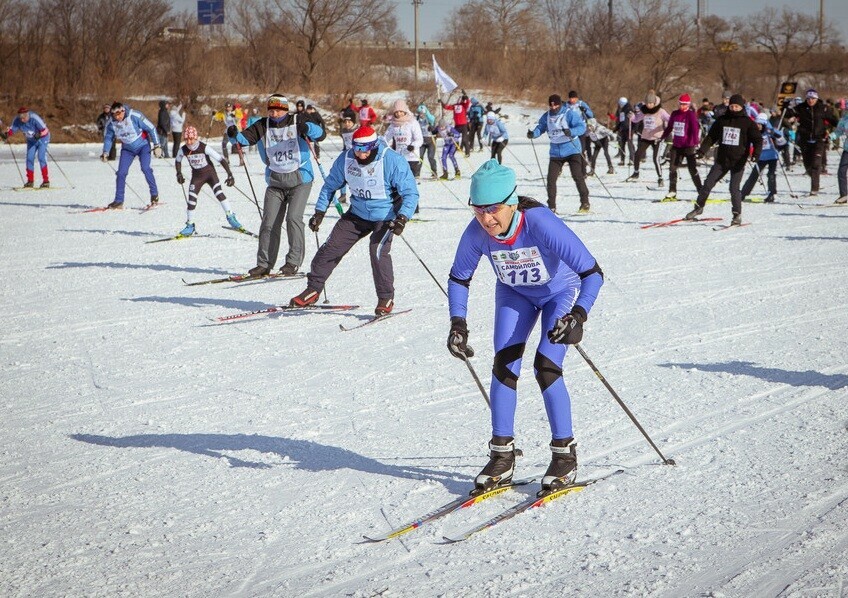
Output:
[696, 0, 702, 49]
[607, 0, 613, 37]
[819, 0, 824, 48]
[413, 0, 423, 88]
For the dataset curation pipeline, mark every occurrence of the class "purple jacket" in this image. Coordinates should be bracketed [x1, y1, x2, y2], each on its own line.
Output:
[661, 108, 700, 148]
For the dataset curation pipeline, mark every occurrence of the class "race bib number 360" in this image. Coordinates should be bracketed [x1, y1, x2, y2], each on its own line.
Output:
[490, 246, 551, 287]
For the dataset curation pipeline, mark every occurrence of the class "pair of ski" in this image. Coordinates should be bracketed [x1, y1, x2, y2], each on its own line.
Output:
[214, 302, 411, 330]
[146, 226, 257, 244]
[183, 272, 306, 286]
[640, 217, 722, 229]
[80, 202, 162, 214]
[365, 470, 623, 543]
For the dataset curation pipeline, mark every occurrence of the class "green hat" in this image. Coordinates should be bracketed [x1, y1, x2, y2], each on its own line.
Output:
[469, 160, 518, 206]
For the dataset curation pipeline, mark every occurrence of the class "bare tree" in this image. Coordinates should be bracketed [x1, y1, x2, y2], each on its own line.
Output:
[269, 0, 399, 89]
[743, 7, 840, 96]
[700, 15, 744, 91]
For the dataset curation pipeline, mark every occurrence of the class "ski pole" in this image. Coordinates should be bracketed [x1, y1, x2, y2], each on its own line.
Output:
[303, 136, 343, 216]
[573, 343, 675, 465]
[45, 147, 76, 189]
[5, 139, 25, 185]
[314, 231, 329, 304]
[505, 144, 533, 174]
[102, 157, 146, 205]
[582, 153, 624, 214]
[529, 137, 546, 184]
[234, 143, 263, 219]
[396, 232, 496, 412]
[776, 157, 799, 198]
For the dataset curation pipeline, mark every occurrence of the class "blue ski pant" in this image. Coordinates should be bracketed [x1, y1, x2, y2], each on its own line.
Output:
[115, 143, 158, 204]
[25, 137, 49, 172]
[490, 283, 578, 441]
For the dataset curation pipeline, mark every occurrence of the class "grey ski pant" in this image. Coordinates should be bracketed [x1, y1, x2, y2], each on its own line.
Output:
[256, 172, 312, 270]
[306, 212, 395, 301]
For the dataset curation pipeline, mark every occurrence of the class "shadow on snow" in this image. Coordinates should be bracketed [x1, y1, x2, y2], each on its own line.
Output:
[659, 360, 848, 390]
[70, 432, 468, 492]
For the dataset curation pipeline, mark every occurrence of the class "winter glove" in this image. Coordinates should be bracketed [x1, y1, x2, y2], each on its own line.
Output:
[296, 117, 309, 138]
[406, 144, 415, 153]
[447, 316, 474, 359]
[152, 145, 163, 158]
[225, 175, 235, 187]
[547, 309, 587, 345]
[526, 130, 535, 139]
[100, 153, 108, 162]
[389, 214, 408, 236]
[308, 211, 325, 232]
[695, 149, 705, 160]
[226, 125, 238, 139]
[176, 172, 185, 184]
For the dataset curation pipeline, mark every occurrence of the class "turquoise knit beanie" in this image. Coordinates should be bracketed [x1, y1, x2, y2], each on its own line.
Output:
[469, 159, 518, 206]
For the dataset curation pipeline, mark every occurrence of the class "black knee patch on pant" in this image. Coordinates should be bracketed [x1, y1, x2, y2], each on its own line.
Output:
[534, 352, 562, 392]
[492, 343, 524, 390]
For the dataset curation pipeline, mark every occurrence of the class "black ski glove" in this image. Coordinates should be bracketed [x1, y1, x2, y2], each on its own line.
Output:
[296, 117, 310, 138]
[225, 175, 235, 186]
[389, 214, 408, 236]
[447, 316, 475, 358]
[406, 144, 415, 152]
[695, 149, 705, 160]
[548, 308, 587, 345]
[226, 125, 238, 139]
[526, 130, 535, 139]
[308, 211, 325, 232]
[176, 171, 185, 184]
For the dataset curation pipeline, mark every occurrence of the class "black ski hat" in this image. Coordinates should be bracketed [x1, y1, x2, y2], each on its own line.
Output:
[568, 90, 579, 99]
[548, 94, 562, 105]
[729, 93, 745, 107]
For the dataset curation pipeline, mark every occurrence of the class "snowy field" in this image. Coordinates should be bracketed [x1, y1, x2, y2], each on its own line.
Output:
[1, 103, 847, 597]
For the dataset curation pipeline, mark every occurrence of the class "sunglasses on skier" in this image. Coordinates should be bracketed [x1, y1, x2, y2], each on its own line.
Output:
[469, 186, 517, 215]
[352, 140, 378, 153]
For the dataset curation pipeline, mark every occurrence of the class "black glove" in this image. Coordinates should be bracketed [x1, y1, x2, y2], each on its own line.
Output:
[750, 155, 759, 163]
[526, 130, 535, 139]
[226, 125, 238, 139]
[176, 172, 185, 184]
[389, 214, 408, 236]
[695, 149, 705, 160]
[308, 211, 325, 232]
[547, 309, 587, 345]
[296, 117, 309, 138]
[447, 317, 474, 358]
[406, 144, 414, 152]
[225, 175, 235, 186]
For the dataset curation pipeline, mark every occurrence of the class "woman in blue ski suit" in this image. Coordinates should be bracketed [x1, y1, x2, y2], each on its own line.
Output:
[446, 160, 604, 495]
[4, 108, 51, 187]
[101, 102, 162, 208]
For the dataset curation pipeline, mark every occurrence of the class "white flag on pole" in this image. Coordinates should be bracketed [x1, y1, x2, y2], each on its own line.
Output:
[432, 55, 458, 94]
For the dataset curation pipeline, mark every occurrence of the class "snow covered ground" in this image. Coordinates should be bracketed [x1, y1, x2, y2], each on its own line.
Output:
[1, 104, 846, 597]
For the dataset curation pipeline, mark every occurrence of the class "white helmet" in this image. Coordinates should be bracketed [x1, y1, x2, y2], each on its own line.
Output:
[755, 113, 769, 126]
[618, 97, 628, 106]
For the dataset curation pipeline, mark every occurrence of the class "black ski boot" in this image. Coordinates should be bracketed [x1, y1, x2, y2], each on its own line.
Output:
[472, 436, 515, 495]
[540, 437, 577, 495]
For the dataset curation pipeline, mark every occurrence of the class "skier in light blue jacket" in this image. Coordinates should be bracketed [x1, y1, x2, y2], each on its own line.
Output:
[101, 102, 162, 209]
[527, 94, 589, 213]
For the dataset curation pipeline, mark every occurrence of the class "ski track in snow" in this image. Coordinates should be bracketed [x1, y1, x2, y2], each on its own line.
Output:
[1, 105, 847, 596]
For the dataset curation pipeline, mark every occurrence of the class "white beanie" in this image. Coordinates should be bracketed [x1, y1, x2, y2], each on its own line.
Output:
[618, 97, 627, 106]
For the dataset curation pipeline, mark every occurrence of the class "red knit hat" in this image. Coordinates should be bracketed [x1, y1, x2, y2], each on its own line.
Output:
[17, 107, 28, 114]
[678, 94, 691, 104]
[352, 126, 377, 144]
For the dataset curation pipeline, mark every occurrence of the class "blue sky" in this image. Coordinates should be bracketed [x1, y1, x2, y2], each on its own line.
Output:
[171, 0, 846, 44]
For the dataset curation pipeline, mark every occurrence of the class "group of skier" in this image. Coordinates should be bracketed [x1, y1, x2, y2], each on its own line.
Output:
[3, 86, 845, 498]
